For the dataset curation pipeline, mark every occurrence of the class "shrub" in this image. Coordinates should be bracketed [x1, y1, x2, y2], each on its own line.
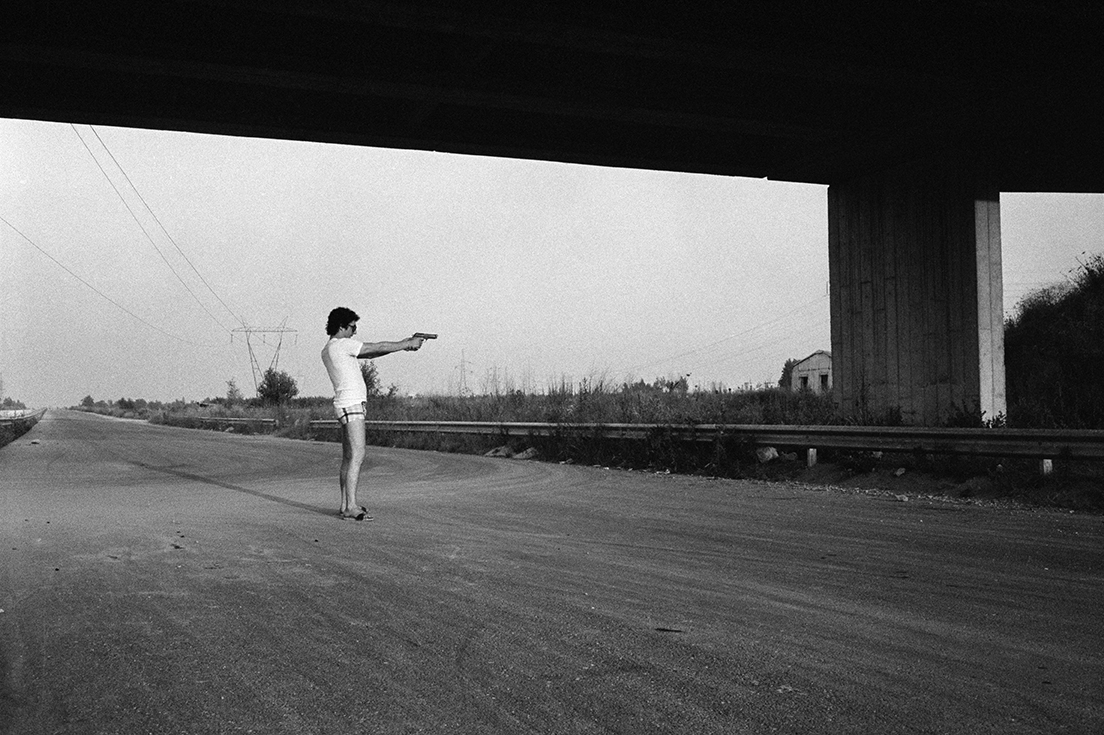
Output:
[226, 379, 245, 406]
[1005, 253, 1104, 428]
[257, 368, 299, 405]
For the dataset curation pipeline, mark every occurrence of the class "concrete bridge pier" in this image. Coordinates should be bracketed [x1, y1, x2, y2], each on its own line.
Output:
[828, 160, 1006, 426]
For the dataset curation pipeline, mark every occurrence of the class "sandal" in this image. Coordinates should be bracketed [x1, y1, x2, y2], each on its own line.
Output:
[339, 506, 373, 521]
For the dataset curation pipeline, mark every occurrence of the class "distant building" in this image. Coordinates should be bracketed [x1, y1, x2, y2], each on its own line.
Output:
[791, 350, 832, 393]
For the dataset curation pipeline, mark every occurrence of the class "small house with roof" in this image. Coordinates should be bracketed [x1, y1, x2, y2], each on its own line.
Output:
[791, 350, 832, 393]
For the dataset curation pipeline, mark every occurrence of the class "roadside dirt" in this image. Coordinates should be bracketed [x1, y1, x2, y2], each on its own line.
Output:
[750, 451, 1104, 514]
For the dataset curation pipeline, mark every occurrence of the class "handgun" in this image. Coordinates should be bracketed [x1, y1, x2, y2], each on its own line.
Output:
[412, 332, 438, 340]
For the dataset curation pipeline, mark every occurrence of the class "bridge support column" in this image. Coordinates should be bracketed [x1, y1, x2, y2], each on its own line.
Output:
[828, 161, 1006, 426]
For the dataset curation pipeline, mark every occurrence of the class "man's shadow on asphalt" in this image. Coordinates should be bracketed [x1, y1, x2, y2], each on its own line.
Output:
[130, 461, 335, 518]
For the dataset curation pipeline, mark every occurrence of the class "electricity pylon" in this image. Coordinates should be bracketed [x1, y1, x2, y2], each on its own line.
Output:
[232, 321, 298, 392]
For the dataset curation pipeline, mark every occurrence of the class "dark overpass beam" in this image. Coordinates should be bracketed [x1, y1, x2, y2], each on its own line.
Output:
[828, 161, 1006, 426]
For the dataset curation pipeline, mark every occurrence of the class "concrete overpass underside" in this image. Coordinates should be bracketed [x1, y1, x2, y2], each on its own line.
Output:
[5, 2, 1103, 424]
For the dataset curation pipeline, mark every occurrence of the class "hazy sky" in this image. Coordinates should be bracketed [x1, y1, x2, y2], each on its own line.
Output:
[2, 118, 1102, 408]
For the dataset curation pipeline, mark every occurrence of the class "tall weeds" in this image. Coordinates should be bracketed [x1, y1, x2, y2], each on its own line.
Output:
[1005, 253, 1104, 428]
[146, 380, 843, 438]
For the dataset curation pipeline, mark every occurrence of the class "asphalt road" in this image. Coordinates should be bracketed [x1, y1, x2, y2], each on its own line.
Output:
[2, 410, 1102, 734]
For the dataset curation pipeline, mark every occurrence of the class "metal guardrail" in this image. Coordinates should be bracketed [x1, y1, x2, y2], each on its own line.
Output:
[307, 420, 1104, 462]
[0, 408, 47, 426]
[197, 417, 277, 427]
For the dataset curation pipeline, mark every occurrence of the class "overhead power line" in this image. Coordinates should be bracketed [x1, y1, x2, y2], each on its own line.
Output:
[1, 215, 209, 346]
[683, 314, 831, 377]
[70, 124, 236, 334]
[622, 293, 829, 375]
[87, 126, 248, 329]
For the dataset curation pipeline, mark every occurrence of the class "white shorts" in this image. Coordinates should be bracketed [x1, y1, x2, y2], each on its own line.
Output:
[334, 401, 367, 425]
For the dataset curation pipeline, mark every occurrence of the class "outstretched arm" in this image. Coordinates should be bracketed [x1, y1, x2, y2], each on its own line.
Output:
[357, 337, 424, 359]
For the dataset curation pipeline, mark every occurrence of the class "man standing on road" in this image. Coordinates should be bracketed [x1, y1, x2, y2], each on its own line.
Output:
[322, 307, 426, 521]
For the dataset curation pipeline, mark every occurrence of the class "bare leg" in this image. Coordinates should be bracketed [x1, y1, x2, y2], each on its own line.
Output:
[339, 418, 366, 514]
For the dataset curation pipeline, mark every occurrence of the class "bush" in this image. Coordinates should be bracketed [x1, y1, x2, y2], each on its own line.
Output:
[1005, 253, 1104, 428]
[257, 368, 299, 405]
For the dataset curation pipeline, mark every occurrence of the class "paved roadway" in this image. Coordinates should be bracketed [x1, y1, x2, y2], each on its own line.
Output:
[2, 410, 1102, 734]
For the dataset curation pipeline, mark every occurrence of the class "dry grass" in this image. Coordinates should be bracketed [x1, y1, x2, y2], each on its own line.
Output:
[71, 384, 1102, 513]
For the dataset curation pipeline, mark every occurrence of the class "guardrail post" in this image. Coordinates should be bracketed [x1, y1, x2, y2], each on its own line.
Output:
[806, 448, 818, 468]
[1039, 458, 1053, 476]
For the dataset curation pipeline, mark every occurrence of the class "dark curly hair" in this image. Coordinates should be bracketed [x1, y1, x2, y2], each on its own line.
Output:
[325, 307, 360, 336]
